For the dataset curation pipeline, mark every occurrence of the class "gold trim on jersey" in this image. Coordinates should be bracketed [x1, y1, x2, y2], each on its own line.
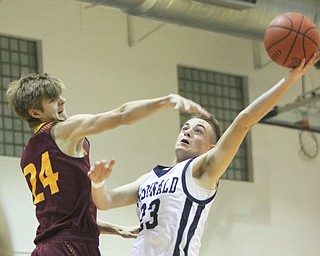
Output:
[34, 122, 55, 134]
[34, 122, 89, 156]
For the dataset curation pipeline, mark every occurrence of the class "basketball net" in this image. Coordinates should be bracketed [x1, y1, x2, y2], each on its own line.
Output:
[295, 109, 319, 159]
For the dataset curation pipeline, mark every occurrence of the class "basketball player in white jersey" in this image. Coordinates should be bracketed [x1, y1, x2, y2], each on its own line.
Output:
[88, 52, 320, 256]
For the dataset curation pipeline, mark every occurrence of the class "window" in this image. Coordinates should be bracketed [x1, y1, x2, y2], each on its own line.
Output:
[0, 35, 40, 157]
[178, 65, 253, 181]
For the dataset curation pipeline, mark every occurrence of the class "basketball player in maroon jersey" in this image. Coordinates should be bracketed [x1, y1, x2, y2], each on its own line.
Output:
[6, 73, 210, 256]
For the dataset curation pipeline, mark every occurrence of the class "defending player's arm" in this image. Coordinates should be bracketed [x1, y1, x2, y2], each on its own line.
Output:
[193, 53, 320, 190]
[88, 160, 144, 210]
[54, 94, 210, 143]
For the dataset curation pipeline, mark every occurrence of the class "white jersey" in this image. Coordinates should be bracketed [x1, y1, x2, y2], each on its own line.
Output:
[132, 158, 218, 256]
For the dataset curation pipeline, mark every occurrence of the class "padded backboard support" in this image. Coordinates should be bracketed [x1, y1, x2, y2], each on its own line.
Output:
[260, 87, 320, 133]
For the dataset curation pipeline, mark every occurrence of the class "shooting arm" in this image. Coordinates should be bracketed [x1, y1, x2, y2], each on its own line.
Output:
[194, 54, 320, 189]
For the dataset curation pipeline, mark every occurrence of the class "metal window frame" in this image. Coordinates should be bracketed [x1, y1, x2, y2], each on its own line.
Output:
[177, 65, 253, 182]
[0, 34, 42, 157]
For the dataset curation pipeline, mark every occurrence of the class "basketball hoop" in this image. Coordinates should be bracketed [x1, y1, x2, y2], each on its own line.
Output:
[299, 130, 319, 159]
[295, 119, 310, 129]
[296, 117, 319, 159]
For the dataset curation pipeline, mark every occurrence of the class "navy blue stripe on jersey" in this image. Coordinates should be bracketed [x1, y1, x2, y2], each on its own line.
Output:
[183, 204, 205, 255]
[153, 165, 173, 178]
[182, 158, 217, 204]
[173, 198, 193, 255]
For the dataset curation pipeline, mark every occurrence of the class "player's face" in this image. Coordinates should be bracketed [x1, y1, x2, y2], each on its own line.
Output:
[37, 95, 68, 122]
[175, 118, 214, 163]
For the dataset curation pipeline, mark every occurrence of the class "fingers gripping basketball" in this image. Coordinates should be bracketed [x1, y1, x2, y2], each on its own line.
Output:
[264, 12, 320, 68]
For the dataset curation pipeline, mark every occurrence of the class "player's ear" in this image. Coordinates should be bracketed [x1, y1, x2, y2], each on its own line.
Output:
[28, 109, 42, 119]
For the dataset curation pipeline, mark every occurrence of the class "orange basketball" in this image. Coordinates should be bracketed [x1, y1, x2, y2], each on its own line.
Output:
[264, 12, 320, 68]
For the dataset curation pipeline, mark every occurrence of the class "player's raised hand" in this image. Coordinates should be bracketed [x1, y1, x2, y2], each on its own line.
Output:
[88, 159, 115, 184]
[169, 94, 210, 117]
[287, 52, 320, 82]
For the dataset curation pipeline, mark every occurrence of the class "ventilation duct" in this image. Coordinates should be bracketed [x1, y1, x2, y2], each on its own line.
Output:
[193, 0, 256, 10]
[74, 0, 320, 41]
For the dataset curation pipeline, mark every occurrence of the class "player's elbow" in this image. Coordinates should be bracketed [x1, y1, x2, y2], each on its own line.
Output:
[96, 204, 110, 211]
[94, 200, 114, 211]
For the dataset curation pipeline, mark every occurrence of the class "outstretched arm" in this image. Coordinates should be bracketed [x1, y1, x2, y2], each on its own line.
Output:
[97, 219, 139, 239]
[56, 94, 210, 142]
[194, 53, 320, 189]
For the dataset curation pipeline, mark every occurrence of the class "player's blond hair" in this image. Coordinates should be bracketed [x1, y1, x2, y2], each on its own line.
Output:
[6, 73, 65, 128]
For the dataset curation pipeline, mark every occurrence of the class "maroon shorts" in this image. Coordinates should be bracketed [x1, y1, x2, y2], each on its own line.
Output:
[32, 233, 100, 256]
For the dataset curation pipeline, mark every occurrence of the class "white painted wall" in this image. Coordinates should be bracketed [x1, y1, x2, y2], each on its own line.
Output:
[0, 0, 319, 255]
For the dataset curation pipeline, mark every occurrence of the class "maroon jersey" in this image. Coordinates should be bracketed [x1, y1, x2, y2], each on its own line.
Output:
[21, 122, 99, 245]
